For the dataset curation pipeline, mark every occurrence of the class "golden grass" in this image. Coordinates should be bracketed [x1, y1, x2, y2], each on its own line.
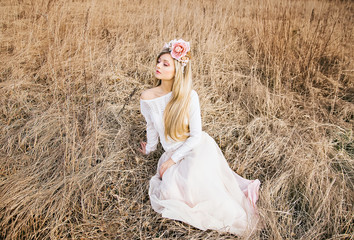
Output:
[0, 0, 353, 239]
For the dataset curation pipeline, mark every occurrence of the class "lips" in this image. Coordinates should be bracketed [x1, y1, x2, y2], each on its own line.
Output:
[156, 70, 161, 74]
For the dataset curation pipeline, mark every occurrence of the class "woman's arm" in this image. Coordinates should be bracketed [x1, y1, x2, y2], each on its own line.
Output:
[140, 101, 159, 154]
[170, 90, 202, 163]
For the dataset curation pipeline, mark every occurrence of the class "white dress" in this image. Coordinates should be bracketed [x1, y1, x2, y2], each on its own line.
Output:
[140, 90, 261, 236]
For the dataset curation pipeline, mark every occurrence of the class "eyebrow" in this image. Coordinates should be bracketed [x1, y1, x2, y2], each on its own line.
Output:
[160, 59, 170, 63]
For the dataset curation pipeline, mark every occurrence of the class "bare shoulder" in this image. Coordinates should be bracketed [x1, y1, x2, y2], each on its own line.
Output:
[140, 87, 160, 100]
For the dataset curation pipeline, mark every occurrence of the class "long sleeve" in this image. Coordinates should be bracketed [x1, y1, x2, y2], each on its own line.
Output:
[140, 101, 159, 154]
[170, 91, 202, 163]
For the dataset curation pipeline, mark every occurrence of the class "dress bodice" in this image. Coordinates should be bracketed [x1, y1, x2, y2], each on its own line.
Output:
[140, 90, 202, 163]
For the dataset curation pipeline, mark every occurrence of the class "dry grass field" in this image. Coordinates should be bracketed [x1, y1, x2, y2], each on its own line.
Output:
[0, 0, 353, 239]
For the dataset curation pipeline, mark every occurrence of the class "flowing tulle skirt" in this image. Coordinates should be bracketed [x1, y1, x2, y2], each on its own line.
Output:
[149, 131, 261, 236]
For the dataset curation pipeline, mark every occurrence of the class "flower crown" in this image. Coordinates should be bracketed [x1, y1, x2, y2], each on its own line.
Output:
[163, 39, 191, 68]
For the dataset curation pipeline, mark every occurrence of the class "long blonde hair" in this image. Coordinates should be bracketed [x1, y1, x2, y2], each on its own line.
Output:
[155, 49, 193, 142]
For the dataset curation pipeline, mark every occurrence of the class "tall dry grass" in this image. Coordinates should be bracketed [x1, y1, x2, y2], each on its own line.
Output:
[0, 0, 353, 239]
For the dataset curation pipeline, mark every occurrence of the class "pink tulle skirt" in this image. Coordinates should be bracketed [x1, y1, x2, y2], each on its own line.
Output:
[149, 131, 261, 236]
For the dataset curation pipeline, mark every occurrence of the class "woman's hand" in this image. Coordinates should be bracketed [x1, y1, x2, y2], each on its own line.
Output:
[139, 142, 147, 155]
[159, 158, 176, 178]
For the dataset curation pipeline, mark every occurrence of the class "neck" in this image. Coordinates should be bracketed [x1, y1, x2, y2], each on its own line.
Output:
[160, 79, 173, 93]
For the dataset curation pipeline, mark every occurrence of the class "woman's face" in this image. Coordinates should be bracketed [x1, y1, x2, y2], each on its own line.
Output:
[155, 53, 175, 81]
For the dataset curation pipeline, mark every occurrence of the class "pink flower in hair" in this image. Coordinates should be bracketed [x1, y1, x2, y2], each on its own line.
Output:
[164, 39, 191, 69]
[170, 39, 190, 61]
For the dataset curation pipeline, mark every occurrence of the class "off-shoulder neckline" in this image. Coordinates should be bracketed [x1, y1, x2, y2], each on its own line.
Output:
[140, 91, 172, 102]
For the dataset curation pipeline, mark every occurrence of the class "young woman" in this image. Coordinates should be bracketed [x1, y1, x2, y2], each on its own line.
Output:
[139, 39, 261, 236]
